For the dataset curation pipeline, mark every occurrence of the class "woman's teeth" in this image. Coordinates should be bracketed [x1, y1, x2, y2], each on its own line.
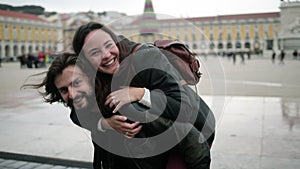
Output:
[105, 59, 114, 66]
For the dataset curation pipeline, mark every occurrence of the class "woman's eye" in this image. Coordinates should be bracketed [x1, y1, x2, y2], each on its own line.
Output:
[106, 43, 114, 49]
[88, 49, 102, 57]
[91, 51, 100, 57]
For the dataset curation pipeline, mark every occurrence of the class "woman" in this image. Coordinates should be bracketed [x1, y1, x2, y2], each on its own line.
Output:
[72, 22, 213, 169]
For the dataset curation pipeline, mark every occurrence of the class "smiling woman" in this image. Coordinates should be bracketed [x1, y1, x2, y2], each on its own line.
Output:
[83, 29, 120, 74]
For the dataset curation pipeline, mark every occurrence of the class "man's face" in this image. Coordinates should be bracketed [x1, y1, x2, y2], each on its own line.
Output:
[54, 65, 94, 110]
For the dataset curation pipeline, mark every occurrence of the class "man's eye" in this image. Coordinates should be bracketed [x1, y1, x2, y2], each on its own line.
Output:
[73, 80, 81, 87]
[59, 88, 68, 94]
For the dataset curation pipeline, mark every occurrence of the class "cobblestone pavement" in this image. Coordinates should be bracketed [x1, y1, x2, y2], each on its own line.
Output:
[0, 158, 89, 169]
[0, 152, 92, 169]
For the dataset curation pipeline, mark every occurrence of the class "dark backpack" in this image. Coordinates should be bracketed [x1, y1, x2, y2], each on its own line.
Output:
[153, 40, 202, 85]
[133, 39, 202, 85]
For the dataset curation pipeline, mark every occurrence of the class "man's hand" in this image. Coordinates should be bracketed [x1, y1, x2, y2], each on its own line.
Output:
[101, 115, 142, 138]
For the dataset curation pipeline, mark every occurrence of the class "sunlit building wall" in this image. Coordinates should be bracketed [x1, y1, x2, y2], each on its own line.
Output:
[0, 10, 63, 61]
[114, 12, 280, 55]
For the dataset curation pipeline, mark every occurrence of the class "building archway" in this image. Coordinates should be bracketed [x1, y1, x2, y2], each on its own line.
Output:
[21, 45, 25, 55]
[13, 45, 18, 57]
[209, 42, 215, 50]
[28, 46, 33, 54]
[245, 42, 251, 49]
[226, 42, 232, 49]
[235, 42, 241, 49]
[218, 43, 223, 49]
[192, 43, 197, 50]
[5, 45, 10, 61]
[254, 41, 261, 54]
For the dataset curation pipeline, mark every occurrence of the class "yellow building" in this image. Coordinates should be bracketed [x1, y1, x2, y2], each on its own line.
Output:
[0, 9, 63, 61]
[112, 12, 280, 55]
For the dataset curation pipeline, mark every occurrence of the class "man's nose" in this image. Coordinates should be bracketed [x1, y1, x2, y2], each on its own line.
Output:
[68, 86, 74, 99]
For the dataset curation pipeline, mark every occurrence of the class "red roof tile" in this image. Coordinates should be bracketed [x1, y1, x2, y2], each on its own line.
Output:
[0, 9, 46, 22]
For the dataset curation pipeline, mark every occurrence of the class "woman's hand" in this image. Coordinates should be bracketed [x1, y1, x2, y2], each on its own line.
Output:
[105, 87, 145, 113]
[101, 115, 142, 138]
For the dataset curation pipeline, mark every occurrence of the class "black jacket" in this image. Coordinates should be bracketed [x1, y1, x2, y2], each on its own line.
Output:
[112, 42, 215, 145]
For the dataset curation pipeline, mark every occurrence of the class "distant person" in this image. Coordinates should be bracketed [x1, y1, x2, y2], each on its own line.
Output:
[272, 50, 276, 64]
[33, 53, 39, 68]
[293, 50, 298, 60]
[240, 51, 245, 64]
[279, 49, 285, 64]
[38, 52, 46, 68]
[26, 53, 34, 68]
[232, 51, 236, 64]
[247, 50, 251, 60]
[19, 54, 27, 69]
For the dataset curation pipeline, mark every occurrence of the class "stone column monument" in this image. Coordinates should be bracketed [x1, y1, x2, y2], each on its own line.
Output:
[279, 0, 300, 50]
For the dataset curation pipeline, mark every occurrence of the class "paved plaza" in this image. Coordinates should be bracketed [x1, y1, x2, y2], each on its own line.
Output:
[0, 55, 300, 169]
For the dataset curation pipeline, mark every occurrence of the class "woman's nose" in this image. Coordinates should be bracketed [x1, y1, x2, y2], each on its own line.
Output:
[102, 49, 111, 59]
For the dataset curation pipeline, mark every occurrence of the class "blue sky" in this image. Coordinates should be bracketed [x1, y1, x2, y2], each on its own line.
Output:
[0, 0, 281, 17]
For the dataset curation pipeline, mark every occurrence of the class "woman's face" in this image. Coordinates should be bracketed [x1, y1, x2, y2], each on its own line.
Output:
[83, 29, 120, 75]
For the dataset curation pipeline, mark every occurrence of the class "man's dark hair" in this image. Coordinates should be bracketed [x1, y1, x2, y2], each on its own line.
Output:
[21, 52, 94, 105]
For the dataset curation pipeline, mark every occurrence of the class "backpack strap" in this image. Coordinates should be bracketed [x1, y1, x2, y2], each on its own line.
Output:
[132, 44, 143, 53]
[132, 43, 187, 86]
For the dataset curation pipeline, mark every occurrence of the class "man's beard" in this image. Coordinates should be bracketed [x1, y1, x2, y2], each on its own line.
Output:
[67, 92, 98, 111]
[68, 92, 101, 129]
[67, 98, 74, 108]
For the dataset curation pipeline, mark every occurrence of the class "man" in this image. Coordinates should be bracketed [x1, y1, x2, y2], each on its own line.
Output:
[24, 52, 211, 169]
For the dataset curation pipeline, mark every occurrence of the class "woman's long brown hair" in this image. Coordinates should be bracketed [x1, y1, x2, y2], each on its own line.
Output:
[72, 22, 132, 115]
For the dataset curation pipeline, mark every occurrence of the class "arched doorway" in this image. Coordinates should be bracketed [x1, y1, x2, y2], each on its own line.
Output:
[28, 46, 33, 54]
[235, 42, 241, 49]
[218, 42, 225, 56]
[209, 43, 215, 50]
[254, 41, 261, 54]
[21, 45, 25, 55]
[245, 42, 251, 49]
[13, 45, 18, 57]
[226, 42, 232, 49]
[218, 43, 223, 49]
[5, 45, 10, 61]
